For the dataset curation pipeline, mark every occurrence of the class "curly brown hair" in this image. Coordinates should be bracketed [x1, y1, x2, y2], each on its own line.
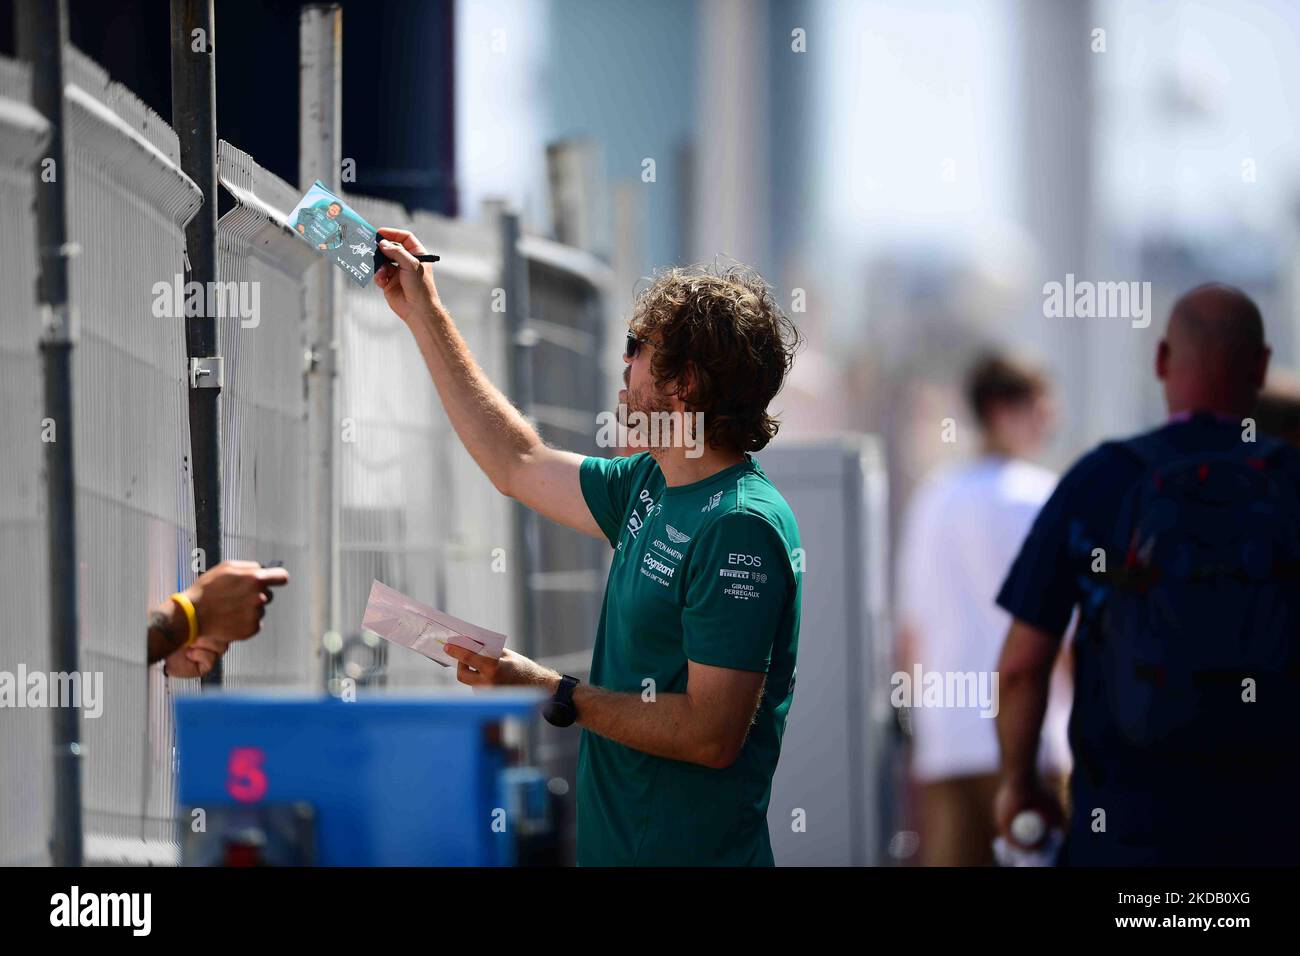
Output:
[628, 262, 802, 452]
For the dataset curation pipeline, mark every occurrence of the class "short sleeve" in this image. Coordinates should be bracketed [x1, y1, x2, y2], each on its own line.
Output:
[580, 453, 652, 547]
[995, 450, 1108, 638]
[682, 512, 793, 673]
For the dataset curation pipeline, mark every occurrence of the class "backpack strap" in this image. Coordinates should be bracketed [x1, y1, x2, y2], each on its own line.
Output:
[1113, 428, 1287, 472]
[1112, 432, 1176, 470]
[1103, 435, 1173, 575]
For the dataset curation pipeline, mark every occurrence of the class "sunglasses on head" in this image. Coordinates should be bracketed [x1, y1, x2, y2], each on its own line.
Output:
[625, 332, 647, 358]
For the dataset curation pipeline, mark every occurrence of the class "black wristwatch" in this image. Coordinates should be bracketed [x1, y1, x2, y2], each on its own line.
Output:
[543, 674, 581, 728]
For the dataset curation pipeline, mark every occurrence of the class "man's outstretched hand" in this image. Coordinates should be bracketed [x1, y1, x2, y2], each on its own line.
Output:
[185, 559, 289, 645]
[158, 560, 290, 678]
[373, 227, 443, 325]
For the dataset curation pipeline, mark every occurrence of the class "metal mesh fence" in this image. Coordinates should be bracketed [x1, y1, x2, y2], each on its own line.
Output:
[61, 47, 201, 861]
[0, 53, 54, 867]
[0, 44, 611, 864]
[337, 198, 517, 689]
[521, 245, 610, 665]
[513, 241, 613, 803]
[214, 140, 316, 691]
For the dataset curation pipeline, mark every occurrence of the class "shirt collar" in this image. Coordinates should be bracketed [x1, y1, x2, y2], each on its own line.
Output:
[1167, 409, 1240, 426]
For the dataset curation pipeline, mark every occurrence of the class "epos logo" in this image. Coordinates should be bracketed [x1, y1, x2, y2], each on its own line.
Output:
[728, 553, 762, 567]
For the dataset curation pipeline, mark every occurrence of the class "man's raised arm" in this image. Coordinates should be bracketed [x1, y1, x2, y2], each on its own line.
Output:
[374, 227, 604, 541]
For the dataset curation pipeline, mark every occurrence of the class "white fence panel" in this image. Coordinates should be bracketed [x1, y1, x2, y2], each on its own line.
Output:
[0, 54, 53, 867]
[61, 46, 201, 860]
[0, 46, 613, 864]
[337, 197, 514, 688]
[216, 140, 317, 690]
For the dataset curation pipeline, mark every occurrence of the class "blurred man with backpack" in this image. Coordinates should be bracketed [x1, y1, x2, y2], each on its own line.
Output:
[993, 284, 1300, 865]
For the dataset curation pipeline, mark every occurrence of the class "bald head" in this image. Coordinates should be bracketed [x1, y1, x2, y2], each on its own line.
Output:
[1157, 283, 1271, 417]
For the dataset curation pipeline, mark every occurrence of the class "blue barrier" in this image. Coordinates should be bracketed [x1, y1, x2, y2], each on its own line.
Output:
[174, 691, 545, 865]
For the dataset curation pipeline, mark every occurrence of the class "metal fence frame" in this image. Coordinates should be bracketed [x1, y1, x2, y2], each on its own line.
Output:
[0, 31, 613, 864]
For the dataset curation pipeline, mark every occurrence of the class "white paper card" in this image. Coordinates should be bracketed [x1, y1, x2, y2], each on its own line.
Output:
[361, 580, 507, 667]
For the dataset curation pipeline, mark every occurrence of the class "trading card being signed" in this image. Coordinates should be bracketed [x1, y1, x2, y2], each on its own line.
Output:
[288, 180, 380, 287]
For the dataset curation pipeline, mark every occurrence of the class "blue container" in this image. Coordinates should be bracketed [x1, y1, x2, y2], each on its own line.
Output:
[174, 691, 544, 866]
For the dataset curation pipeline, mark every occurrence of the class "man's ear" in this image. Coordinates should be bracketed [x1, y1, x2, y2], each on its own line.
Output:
[1155, 339, 1170, 381]
[671, 362, 698, 410]
[1254, 346, 1272, 391]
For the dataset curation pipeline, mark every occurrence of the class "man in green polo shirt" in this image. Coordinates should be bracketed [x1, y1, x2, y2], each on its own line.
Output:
[373, 227, 803, 866]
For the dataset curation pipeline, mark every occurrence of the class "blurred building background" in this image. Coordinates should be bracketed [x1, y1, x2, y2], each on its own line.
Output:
[2, 0, 1300, 865]
[8, 0, 1296, 562]
[454, 0, 1300, 552]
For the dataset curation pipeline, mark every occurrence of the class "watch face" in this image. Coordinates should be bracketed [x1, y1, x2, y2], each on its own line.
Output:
[543, 700, 575, 728]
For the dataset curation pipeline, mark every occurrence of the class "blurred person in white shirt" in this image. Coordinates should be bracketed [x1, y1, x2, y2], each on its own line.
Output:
[896, 353, 1072, 866]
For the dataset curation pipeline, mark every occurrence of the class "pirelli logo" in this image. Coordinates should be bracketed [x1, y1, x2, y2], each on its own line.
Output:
[719, 568, 749, 579]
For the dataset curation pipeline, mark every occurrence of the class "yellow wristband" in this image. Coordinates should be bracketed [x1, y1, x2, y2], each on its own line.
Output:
[170, 592, 198, 646]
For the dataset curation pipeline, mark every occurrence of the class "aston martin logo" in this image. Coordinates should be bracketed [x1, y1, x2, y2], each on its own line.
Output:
[666, 525, 690, 545]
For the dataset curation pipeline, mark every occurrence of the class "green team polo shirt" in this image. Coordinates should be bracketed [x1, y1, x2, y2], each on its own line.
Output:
[576, 451, 802, 866]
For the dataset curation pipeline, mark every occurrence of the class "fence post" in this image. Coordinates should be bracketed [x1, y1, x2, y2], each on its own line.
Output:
[301, 4, 343, 691]
[15, 0, 82, 869]
[170, 0, 224, 685]
[500, 209, 544, 762]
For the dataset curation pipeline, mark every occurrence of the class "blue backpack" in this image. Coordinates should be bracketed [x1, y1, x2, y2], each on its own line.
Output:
[1085, 432, 1300, 756]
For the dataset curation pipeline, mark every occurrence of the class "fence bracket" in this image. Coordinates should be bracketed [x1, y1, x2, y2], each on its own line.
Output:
[189, 355, 224, 389]
[304, 343, 339, 377]
[39, 302, 78, 345]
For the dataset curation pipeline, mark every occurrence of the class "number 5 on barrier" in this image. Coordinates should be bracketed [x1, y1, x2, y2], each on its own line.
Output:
[226, 746, 268, 803]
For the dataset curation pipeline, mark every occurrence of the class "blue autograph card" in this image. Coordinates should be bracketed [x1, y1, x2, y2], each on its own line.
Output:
[288, 180, 379, 287]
